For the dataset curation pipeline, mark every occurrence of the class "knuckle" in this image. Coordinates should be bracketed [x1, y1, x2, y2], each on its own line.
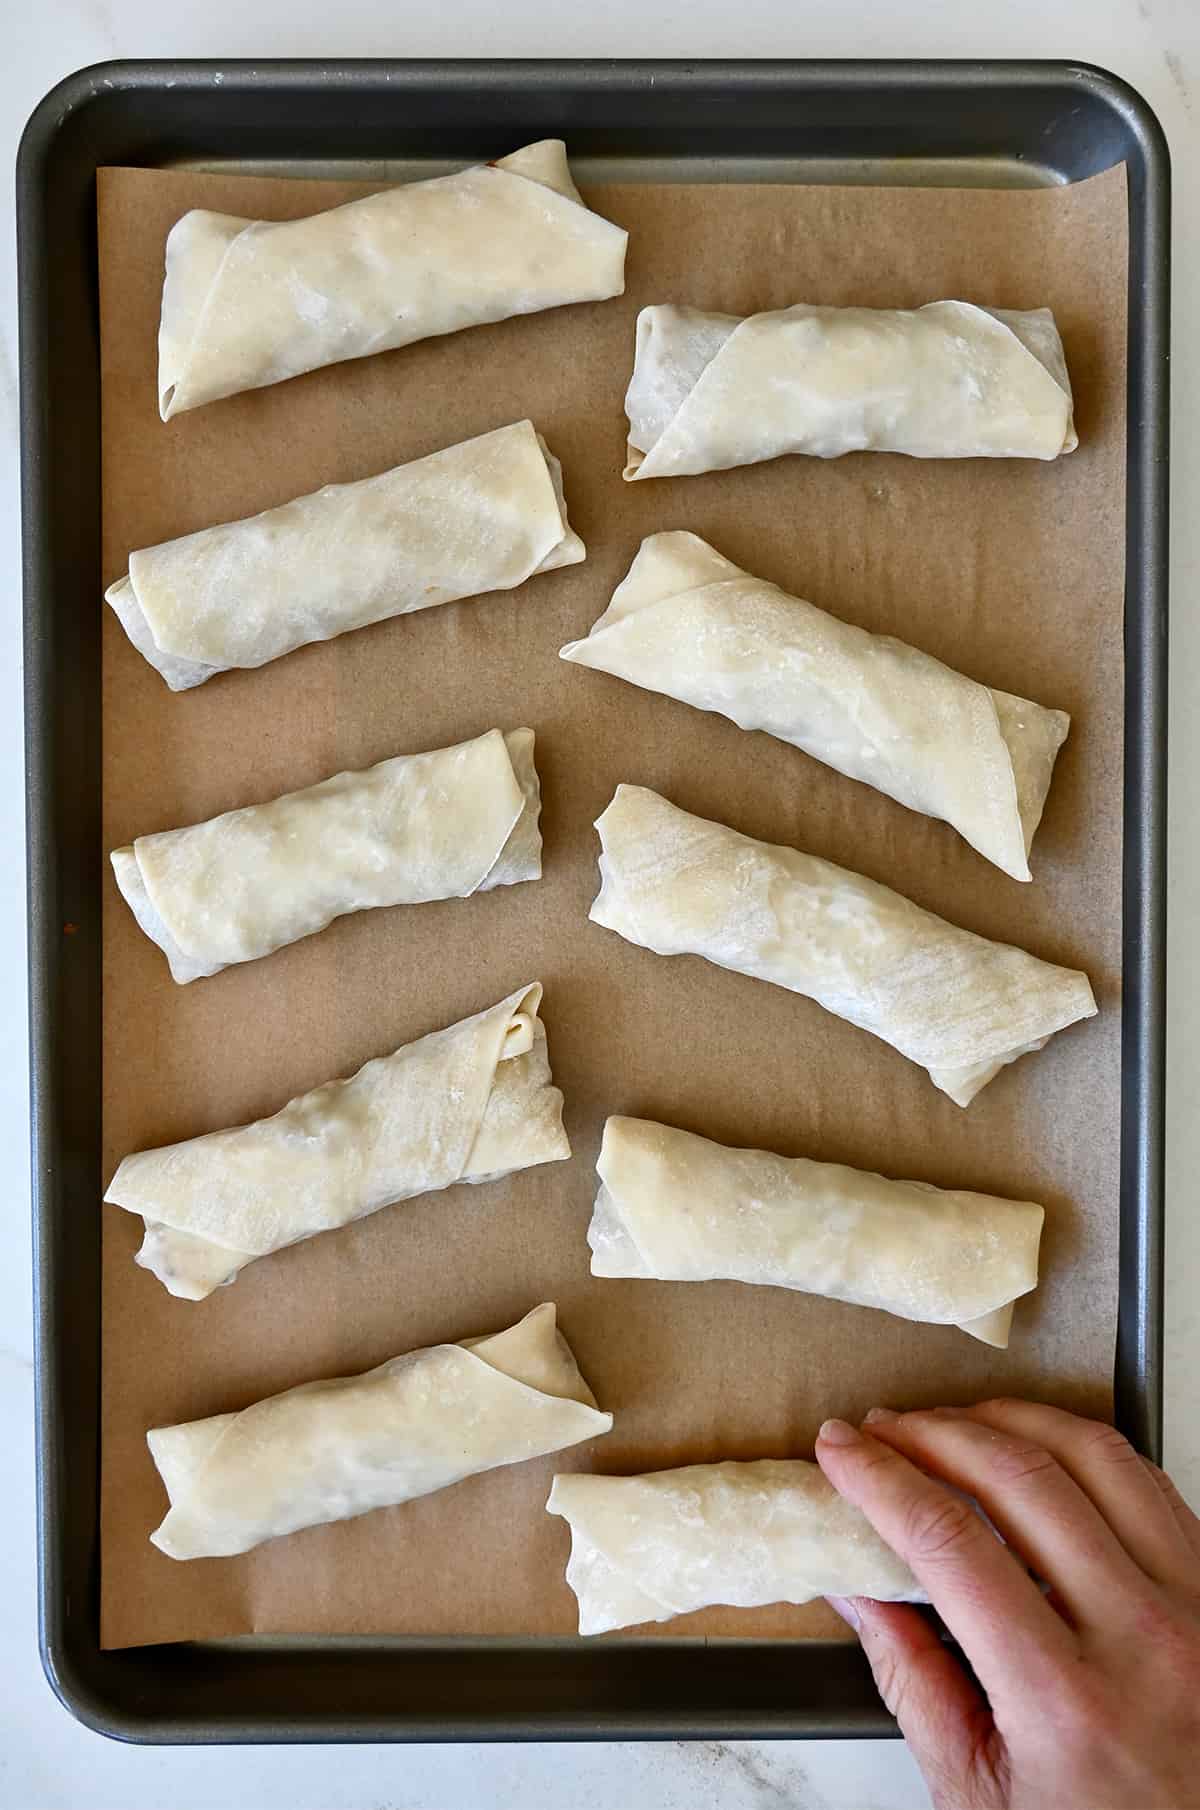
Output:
[864, 1630, 983, 1755]
[865, 1638, 906, 1720]
[854, 1438, 906, 1481]
[1133, 1590, 1200, 1655]
[976, 1396, 1021, 1416]
[985, 1438, 1059, 1489]
[1146, 1461, 1187, 1508]
[1140, 1455, 1173, 1497]
[1142, 1460, 1200, 1533]
[1053, 1683, 1114, 1765]
[902, 1489, 980, 1566]
[862, 1627, 931, 1728]
[1080, 1423, 1139, 1468]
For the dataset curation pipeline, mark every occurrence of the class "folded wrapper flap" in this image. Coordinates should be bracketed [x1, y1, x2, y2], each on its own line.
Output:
[562, 530, 1070, 882]
[624, 299, 1077, 480]
[106, 981, 569, 1300]
[547, 1459, 926, 1636]
[589, 1115, 1044, 1348]
[159, 140, 629, 418]
[106, 420, 585, 690]
[149, 1304, 612, 1561]
[590, 783, 1097, 1108]
[110, 726, 542, 983]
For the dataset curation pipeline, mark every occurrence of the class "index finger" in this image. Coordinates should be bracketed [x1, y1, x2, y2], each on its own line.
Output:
[816, 1417, 1077, 1704]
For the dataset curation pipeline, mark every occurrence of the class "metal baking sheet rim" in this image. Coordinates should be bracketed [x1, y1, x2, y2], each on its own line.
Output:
[17, 58, 1169, 1743]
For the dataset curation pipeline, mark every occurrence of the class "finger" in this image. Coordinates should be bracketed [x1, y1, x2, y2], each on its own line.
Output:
[957, 1400, 1200, 1593]
[1141, 1457, 1200, 1564]
[816, 1419, 1076, 1705]
[828, 1596, 1003, 1806]
[862, 1407, 1151, 1626]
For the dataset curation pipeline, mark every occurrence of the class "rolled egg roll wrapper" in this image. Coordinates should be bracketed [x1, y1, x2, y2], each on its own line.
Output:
[158, 139, 628, 418]
[105, 982, 569, 1300]
[591, 786, 1097, 1107]
[149, 1303, 612, 1560]
[624, 300, 1076, 480]
[562, 532, 1069, 882]
[590, 1117, 1044, 1347]
[106, 421, 585, 691]
[547, 1460, 924, 1635]
[111, 727, 541, 983]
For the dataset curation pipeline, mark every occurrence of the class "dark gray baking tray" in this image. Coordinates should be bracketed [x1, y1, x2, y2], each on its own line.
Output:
[18, 58, 1168, 1744]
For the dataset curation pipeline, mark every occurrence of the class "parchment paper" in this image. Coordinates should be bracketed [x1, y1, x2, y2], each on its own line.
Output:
[98, 162, 1127, 1649]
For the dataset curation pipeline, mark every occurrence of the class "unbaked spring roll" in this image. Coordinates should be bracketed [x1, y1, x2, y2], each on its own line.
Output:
[591, 786, 1096, 1106]
[562, 532, 1069, 882]
[106, 983, 568, 1299]
[589, 1117, 1044, 1347]
[159, 140, 628, 418]
[107, 421, 585, 690]
[149, 1304, 612, 1559]
[624, 300, 1076, 479]
[547, 1461, 924, 1635]
[111, 727, 541, 983]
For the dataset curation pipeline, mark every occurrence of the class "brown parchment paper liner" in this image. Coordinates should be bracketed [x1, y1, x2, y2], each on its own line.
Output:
[99, 164, 1127, 1650]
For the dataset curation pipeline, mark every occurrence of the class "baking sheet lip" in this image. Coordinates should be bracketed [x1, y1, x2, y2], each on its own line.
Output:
[19, 56, 1168, 1743]
[18, 55, 1173, 165]
[29, 1698, 906, 1750]
[15, 52, 1173, 96]
[1113, 59, 1170, 1468]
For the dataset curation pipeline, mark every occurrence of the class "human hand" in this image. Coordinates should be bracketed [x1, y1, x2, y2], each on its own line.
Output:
[815, 1402, 1200, 1810]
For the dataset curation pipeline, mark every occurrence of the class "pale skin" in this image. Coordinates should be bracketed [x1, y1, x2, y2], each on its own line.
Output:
[815, 1402, 1200, 1810]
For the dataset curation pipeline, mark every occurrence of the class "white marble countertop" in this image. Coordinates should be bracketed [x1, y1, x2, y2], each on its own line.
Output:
[3, 5, 1197, 1805]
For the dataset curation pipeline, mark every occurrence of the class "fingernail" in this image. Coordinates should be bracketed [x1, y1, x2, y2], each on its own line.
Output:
[863, 1406, 899, 1425]
[818, 1418, 860, 1447]
[826, 1595, 861, 1631]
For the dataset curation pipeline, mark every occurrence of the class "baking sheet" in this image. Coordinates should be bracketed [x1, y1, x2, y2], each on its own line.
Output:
[98, 161, 1127, 1650]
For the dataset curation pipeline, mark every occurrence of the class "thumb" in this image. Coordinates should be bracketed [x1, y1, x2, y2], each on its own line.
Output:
[828, 1598, 1004, 1809]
